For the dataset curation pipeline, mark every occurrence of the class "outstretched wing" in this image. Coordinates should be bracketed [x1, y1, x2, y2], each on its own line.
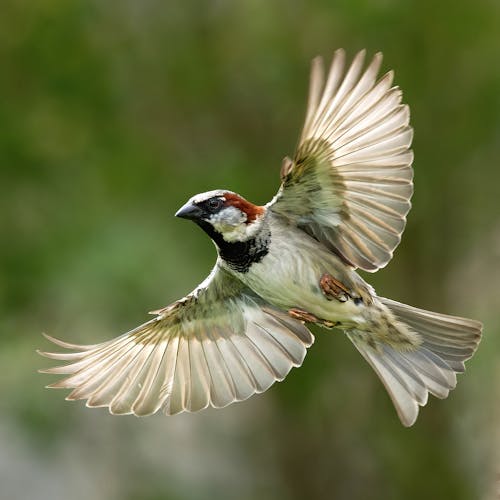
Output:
[270, 49, 413, 272]
[38, 266, 313, 416]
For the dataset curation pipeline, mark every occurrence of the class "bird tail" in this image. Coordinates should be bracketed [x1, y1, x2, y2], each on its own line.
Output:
[346, 298, 482, 426]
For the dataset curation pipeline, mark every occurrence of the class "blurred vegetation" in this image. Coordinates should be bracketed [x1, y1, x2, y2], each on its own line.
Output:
[1, 1, 499, 499]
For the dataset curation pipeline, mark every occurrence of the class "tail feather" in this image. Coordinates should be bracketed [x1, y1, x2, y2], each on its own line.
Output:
[347, 298, 482, 427]
[382, 298, 481, 373]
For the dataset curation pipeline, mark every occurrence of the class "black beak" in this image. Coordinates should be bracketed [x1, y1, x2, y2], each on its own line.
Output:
[175, 202, 203, 220]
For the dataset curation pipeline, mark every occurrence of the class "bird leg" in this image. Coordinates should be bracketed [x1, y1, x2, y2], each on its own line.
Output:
[288, 308, 338, 329]
[320, 273, 351, 302]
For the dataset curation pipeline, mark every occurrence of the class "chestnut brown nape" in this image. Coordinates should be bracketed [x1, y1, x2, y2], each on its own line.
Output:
[223, 193, 265, 223]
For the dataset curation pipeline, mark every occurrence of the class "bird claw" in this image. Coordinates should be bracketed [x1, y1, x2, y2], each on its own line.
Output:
[288, 308, 338, 329]
[288, 308, 319, 323]
[320, 273, 351, 302]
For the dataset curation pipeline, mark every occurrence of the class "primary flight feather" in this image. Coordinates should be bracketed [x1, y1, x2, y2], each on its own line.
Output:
[39, 49, 482, 426]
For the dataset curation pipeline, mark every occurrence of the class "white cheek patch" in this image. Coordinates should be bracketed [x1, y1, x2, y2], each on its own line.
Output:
[208, 206, 265, 243]
[208, 206, 247, 231]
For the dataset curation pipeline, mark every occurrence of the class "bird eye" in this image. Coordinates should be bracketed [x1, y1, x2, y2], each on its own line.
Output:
[207, 198, 222, 210]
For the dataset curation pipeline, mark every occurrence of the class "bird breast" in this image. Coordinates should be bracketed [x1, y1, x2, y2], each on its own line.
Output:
[239, 219, 367, 327]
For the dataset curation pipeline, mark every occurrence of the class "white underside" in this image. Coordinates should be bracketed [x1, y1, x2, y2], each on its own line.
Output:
[227, 218, 369, 327]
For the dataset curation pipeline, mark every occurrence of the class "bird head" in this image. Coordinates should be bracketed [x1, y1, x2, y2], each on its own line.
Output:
[175, 190, 266, 243]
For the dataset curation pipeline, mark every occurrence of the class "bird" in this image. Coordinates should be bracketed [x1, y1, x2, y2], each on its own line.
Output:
[39, 49, 482, 427]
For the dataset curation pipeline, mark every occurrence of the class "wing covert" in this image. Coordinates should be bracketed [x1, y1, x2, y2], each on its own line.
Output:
[38, 267, 314, 416]
[270, 49, 414, 272]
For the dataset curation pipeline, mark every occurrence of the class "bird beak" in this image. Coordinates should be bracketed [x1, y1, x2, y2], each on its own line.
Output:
[175, 202, 203, 220]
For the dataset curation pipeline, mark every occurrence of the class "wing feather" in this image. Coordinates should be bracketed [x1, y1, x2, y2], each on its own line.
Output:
[140, 335, 175, 414]
[271, 50, 413, 271]
[38, 267, 314, 416]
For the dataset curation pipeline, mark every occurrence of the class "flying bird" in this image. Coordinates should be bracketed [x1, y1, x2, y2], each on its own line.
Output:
[39, 50, 482, 426]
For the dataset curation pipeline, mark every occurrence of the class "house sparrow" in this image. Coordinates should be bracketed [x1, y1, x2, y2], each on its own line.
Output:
[39, 49, 482, 427]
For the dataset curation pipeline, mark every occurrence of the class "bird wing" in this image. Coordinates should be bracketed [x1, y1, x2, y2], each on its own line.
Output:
[269, 49, 413, 272]
[38, 266, 314, 416]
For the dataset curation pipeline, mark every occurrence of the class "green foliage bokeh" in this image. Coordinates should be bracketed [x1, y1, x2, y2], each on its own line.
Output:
[1, 1, 499, 499]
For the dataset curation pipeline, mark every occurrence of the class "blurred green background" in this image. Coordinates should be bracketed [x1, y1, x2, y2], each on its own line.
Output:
[1, 1, 499, 499]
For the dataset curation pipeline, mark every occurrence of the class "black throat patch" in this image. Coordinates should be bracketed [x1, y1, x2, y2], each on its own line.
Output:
[195, 220, 270, 273]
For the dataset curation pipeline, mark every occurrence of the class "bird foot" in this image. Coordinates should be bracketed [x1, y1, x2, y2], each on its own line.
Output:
[288, 308, 338, 329]
[320, 273, 351, 302]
